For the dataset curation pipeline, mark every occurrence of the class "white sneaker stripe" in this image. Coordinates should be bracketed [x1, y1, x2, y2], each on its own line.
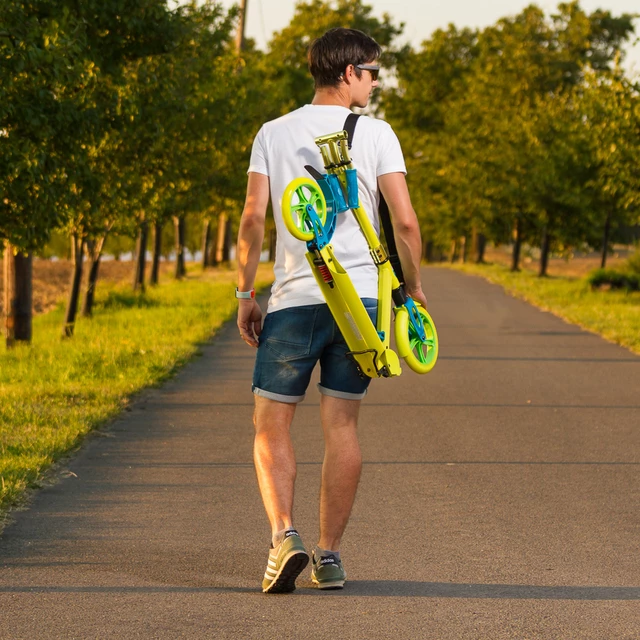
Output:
[268, 559, 277, 568]
[265, 567, 277, 576]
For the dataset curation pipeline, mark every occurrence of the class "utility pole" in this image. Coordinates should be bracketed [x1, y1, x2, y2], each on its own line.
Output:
[235, 0, 248, 53]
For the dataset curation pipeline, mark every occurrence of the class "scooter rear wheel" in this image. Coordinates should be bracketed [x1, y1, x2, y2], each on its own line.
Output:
[395, 305, 438, 374]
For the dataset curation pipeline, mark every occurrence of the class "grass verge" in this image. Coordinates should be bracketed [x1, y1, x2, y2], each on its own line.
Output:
[0, 265, 273, 518]
[446, 263, 640, 355]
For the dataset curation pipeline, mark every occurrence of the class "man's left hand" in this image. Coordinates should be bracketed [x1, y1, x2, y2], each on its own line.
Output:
[406, 285, 428, 310]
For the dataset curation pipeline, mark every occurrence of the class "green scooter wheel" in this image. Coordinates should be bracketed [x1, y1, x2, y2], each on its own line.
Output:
[282, 178, 327, 241]
[395, 305, 439, 374]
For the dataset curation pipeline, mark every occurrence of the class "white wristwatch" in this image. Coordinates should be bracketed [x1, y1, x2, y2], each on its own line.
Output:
[235, 288, 255, 299]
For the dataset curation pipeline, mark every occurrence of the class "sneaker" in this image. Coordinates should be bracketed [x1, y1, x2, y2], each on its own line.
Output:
[262, 529, 309, 594]
[311, 550, 346, 590]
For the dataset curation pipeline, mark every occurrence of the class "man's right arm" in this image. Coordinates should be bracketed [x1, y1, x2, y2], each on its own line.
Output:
[378, 172, 428, 309]
[236, 171, 270, 347]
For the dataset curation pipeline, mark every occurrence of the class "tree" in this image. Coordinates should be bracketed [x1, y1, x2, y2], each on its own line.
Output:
[266, 0, 405, 113]
[526, 90, 595, 275]
[384, 2, 637, 269]
[384, 24, 479, 133]
[578, 70, 640, 267]
[58, 0, 185, 335]
[0, 2, 93, 344]
[127, 1, 251, 281]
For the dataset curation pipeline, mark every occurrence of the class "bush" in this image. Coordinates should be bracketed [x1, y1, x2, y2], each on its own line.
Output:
[626, 249, 640, 275]
[588, 268, 640, 291]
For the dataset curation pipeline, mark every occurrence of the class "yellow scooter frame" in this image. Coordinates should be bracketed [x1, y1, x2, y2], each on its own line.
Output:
[282, 132, 438, 379]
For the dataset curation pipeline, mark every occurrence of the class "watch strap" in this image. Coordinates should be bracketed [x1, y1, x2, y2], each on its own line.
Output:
[235, 288, 255, 299]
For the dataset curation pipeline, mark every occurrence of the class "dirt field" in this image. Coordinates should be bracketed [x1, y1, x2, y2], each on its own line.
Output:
[1, 245, 636, 317]
[481, 246, 631, 278]
[0, 259, 176, 316]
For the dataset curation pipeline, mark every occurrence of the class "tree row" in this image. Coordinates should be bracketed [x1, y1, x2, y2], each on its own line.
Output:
[2, 1, 638, 347]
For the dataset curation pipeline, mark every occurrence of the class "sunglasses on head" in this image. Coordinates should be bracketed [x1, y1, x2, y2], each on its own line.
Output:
[355, 64, 380, 81]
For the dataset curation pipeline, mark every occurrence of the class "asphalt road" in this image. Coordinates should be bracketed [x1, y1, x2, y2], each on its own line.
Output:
[1, 267, 639, 639]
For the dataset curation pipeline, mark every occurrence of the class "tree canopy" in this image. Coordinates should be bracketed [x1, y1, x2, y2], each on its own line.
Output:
[1, 0, 638, 270]
[383, 1, 639, 269]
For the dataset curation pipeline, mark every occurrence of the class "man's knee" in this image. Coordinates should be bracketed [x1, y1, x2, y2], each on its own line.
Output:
[253, 396, 297, 434]
[320, 395, 361, 423]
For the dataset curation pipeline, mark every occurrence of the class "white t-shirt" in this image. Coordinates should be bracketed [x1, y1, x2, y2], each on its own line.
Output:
[248, 104, 406, 313]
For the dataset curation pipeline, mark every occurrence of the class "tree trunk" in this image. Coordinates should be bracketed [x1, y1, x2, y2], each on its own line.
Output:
[3, 243, 32, 347]
[62, 234, 84, 338]
[539, 226, 551, 277]
[449, 238, 458, 264]
[222, 215, 232, 263]
[511, 217, 522, 272]
[150, 221, 162, 286]
[174, 215, 186, 279]
[82, 234, 107, 318]
[207, 227, 217, 267]
[458, 235, 467, 264]
[215, 213, 230, 265]
[423, 239, 434, 263]
[268, 228, 277, 262]
[601, 213, 612, 269]
[133, 221, 149, 293]
[210, 218, 219, 267]
[201, 219, 211, 269]
[476, 233, 487, 264]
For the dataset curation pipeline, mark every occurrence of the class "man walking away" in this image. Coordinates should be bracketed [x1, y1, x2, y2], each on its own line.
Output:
[236, 27, 427, 593]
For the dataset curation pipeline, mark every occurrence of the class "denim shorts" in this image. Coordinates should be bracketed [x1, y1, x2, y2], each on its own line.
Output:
[252, 299, 377, 403]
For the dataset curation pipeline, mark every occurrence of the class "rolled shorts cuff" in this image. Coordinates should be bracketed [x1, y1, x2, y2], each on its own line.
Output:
[317, 383, 367, 401]
[253, 385, 305, 404]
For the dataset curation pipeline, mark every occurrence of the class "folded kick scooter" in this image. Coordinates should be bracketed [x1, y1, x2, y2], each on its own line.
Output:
[281, 128, 438, 379]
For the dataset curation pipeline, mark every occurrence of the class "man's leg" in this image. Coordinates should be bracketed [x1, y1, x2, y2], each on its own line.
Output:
[254, 395, 309, 593]
[253, 396, 298, 538]
[318, 394, 362, 550]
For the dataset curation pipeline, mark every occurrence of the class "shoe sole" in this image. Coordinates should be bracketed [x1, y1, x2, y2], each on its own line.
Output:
[263, 551, 309, 594]
[311, 575, 345, 590]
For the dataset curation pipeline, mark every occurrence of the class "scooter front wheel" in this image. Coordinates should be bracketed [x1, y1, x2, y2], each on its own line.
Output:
[395, 305, 438, 374]
[282, 178, 327, 241]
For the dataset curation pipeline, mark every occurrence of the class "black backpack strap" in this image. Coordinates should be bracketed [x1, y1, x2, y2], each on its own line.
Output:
[344, 113, 361, 149]
[378, 188, 405, 285]
[342, 114, 405, 285]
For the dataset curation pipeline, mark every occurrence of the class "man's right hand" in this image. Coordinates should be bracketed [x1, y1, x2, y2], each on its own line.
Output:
[238, 299, 263, 348]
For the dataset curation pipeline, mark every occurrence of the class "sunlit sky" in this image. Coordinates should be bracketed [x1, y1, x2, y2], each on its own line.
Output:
[214, 0, 640, 75]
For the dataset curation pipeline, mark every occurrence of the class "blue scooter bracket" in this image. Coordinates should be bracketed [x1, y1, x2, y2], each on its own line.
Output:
[304, 168, 360, 251]
[305, 204, 332, 251]
[326, 174, 348, 213]
[403, 297, 427, 342]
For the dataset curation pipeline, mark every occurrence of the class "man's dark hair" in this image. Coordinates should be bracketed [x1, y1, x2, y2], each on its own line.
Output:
[308, 28, 382, 89]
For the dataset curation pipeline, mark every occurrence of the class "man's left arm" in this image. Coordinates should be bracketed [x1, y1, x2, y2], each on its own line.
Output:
[378, 172, 428, 310]
[237, 172, 270, 347]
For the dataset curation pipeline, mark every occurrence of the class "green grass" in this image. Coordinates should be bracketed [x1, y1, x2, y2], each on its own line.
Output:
[0, 267, 273, 516]
[446, 262, 640, 354]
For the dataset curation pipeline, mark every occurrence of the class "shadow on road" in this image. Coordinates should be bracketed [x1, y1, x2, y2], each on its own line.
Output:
[1, 581, 638, 600]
